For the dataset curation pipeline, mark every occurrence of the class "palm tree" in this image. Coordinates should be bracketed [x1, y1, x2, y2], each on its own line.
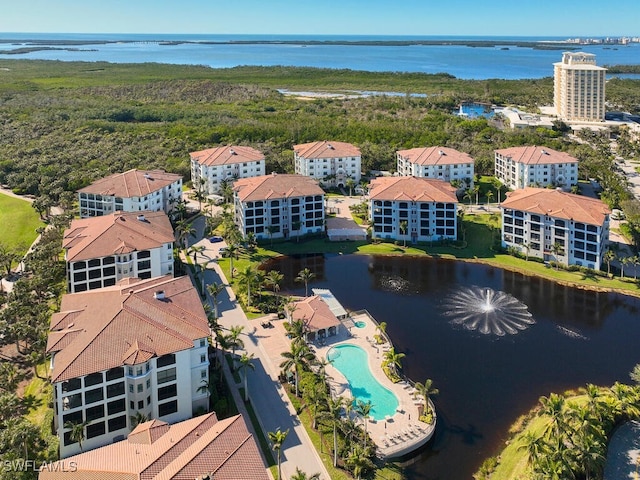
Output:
[304, 381, 327, 430]
[550, 243, 564, 270]
[197, 379, 212, 407]
[265, 269, 284, 295]
[291, 220, 302, 242]
[345, 444, 373, 480]
[399, 220, 408, 247]
[175, 219, 196, 250]
[631, 255, 640, 281]
[522, 242, 531, 262]
[463, 189, 473, 206]
[220, 180, 234, 205]
[473, 185, 480, 205]
[239, 352, 255, 402]
[226, 325, 245, 370]
[280, 341, 316, 397]
[236, 265, 261, 308]
[319, 396, 345, 467]
[64, 419, 91, 451]
[486, 190, 494, 205]
[414, 379, 439, 418]
[355, 400, 373, 445]
[492, 178, 503, 203]
[130, 411, 149, 429]
[268, 428, 289, 480]
[295, 268, 316, 297]
[603, 248, 616, 276]
[620, 255, 630, 279]
[188, 244, 206, 264]
[346, 178, 356, 197]
[267, 225, 278, 246]
[284, 318, 307, 345]
[290, 468, 320, 480]
[225, 243, 240, 279]
[374, 321, 387, 344]
[518, 431, 545, 467]
[382, 347, 405, 377]
[538, 393, 566, 440]
[207, 281, 226, 321]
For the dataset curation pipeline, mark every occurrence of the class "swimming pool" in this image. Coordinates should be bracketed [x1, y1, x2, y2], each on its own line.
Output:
[326, 344, 399, 420]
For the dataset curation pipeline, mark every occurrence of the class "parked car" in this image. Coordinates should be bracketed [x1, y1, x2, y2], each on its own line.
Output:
[218, 247, 228, 256]
[209, 236, 224, 243]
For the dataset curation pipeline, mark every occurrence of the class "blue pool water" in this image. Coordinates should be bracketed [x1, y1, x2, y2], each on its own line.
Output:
[354, 320, 366, 328]
[327, 344, 399, 420]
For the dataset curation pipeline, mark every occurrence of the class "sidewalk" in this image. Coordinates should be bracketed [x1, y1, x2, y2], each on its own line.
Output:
[184, 234, 330, 480]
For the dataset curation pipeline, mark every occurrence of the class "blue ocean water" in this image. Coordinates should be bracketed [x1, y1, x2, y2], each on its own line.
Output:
[0, 33, 639, 79]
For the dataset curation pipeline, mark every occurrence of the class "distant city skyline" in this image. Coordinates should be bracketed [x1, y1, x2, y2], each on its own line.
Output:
[1, 0, 638, 37]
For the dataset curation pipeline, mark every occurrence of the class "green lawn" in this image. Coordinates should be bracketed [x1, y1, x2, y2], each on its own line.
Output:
[0, 194, 44, 252]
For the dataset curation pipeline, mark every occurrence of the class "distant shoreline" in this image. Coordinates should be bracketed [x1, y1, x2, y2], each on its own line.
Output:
[0, 38, 580, 51]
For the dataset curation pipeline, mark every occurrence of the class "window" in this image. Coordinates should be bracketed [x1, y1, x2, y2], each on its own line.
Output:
[86, 422, 106, 439]
[199, 339, 206, 347]
[107, 399, 126, 415]
[146, 379, 151, 389]
[157, 368, 176, 385]
[200, 354, 206, 364]
[158, 400, 178, 417]
[201, 369, 207, 379]
[63, 411, 83, 425]
[158, 384, 177, 401]
[108, 415, 127, 433]
[137, 384, 143, 393]
[129, 384, 134, 393]
[86, 405, 104, 422]
[137, 400, 144, 410]
[157, 354, 175, 368]
[62, 378, 81, 393]
[106, 367, 124, 381]
[106, 382, 125, 398]
[63, 393, 82, 411]
[84, 372, 103, 387]
[84, 388, 104, 405]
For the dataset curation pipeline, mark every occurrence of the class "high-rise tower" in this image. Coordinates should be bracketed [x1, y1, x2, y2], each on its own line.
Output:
[553, 52, 606, 122]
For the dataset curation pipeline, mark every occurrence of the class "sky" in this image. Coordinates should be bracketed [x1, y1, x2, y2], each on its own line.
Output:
[1, 0, 638, 37]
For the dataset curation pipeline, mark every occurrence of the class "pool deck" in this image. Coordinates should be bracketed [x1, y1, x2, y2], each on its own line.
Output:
[256, 310, 436, 459]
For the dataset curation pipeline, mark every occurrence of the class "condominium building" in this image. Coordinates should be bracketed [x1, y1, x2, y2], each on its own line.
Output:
[294, 141, 361, 188]
[500, 188, 610, 269]
[63, 211, 175, 293]
[39, 414, 268, 480]
[47, 276, 210, 458]
[234, 174, 325, 240]
[78, 169, 183, 218]
[494, 146, 579, 190]
[369, 176, 458, 242]
[190, 145, 266, 195]
[553, 52, 606, 122]
[396, 146, 475, 189]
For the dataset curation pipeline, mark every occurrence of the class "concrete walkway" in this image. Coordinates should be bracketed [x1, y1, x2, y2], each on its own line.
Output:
[185, 229, 330, 480]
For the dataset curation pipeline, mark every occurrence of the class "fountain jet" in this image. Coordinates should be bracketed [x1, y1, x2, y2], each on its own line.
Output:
[443, 286, 534, 336]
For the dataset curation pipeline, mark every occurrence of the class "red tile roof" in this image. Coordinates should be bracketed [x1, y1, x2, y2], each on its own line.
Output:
[234, 174, 324, 203]
[47, 276, 209, 383]
[494, 146, 578, 165]
[369, 177, 458, 203]
[397, 146, 474, 166]
[501, 187, 610, 225]
[293, 295, 341, 332]
[294, 140, 360, 159]
[190, 145, 265, 166]
[63, 211, 174, 262]
[78, 169, 182, 198]
[39, 414, 269, 480]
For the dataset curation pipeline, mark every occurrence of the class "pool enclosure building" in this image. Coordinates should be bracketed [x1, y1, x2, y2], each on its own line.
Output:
[288, 290, 348, 342]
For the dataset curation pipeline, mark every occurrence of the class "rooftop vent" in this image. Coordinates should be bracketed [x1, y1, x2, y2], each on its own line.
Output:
[137, 214, 146, 222]
[541, 149, 548, 155]
[143, 173, 153, 180]
[438, 150, 445, 156]
[154, 290, 165, 300]
[327, 143, 334, 149]
[229, 148, 236, 155]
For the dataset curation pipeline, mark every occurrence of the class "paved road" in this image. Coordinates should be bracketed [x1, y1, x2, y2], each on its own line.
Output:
[186, 219, 330, 480]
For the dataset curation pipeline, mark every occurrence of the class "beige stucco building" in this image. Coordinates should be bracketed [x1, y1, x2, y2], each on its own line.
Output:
[553, 52, 606, 122]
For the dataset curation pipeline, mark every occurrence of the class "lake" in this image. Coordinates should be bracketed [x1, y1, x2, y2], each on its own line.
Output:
[264, 253, 640, 479]
[1, 33, 639, 79]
